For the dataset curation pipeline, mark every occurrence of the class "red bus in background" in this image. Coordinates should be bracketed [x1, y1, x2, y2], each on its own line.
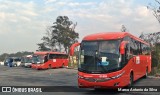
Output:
[70, 32, 151, 88]
[31, 51, 68, 70]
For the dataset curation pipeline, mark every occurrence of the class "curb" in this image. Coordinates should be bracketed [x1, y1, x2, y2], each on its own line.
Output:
[155, 74, 160, 77]
[66, 67, 78, 70]
[148, 76, 160, 79]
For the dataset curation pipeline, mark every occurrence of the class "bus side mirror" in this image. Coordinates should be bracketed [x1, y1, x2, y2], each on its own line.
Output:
[70, 42, 80, 56]
[120, 41, 129, 55]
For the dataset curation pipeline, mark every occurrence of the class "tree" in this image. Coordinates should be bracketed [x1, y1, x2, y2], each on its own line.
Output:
[145, 0, 160, 75]
[147, 0, 160, 23]
[38, 16, 79, 53]
[37, 43, 51, 51]
[139, 32, 160, 46]
[139, 32, 160, 75]
[52, 16, 79, 53]
[41, 27, 57, 51]
[0, 53, 9, 61]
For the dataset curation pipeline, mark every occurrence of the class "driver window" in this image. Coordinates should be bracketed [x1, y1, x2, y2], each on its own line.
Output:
[125, 44, 130, 61]
[44, 55, 48, 63]
[99, 41, 118, 54]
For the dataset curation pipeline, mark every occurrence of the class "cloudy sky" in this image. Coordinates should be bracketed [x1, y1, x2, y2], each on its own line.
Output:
[0, 0, 159, 54]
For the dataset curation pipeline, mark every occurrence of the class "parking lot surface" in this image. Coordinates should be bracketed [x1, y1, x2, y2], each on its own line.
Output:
[0, 65, 160, 95]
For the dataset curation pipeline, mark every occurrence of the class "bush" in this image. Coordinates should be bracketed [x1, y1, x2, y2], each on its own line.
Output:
[151, 57, 159, 67]
[149, 67, 157, 76]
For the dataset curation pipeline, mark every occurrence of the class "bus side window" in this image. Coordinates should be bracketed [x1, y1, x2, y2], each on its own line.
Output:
[49, 54, 55, 59]
[44, 55, 48, 63]
[121, 43, 130, 67]
[63, 55, 68, 59]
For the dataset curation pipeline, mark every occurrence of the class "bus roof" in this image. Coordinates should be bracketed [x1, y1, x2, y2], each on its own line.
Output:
[83, 32, 149, 45]
[34, 51, 67, 55]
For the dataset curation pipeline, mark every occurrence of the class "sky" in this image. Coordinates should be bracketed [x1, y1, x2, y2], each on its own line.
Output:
[0, 0, 159, 54]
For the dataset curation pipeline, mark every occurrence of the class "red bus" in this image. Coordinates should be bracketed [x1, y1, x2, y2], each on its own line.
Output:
[70, 32, 151, 88]
[31, 51, 68, 69]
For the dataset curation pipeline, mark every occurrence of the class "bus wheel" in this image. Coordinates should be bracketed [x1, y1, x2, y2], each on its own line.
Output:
[14, 64, 17, 67]
[129, 73, 133, 87]
[144, 67, 148, 78]
[48, 64, 52, 69]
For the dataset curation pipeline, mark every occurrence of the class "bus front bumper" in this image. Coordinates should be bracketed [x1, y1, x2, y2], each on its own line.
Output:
[78, 71, 127, 88]
[31, 64, 46, 69]
[78, 78, 123, 89]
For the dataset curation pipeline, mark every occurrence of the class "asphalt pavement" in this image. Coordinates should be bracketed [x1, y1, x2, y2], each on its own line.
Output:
[0, 65, 160, 95]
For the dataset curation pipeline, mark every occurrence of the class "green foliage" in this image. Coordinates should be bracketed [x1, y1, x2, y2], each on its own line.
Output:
[149, 67, 157, 76]
[51, 16, 79, 53]
[152, 56, 158, 67]
[139, 32, 160, 75]
[38, 16, 79, 53]
[157, 64, 160, 74]
[0, 53, 9, 61]
[151, 44, 160, 67]
[151, 50, 159, 67]
[40, 27, 57, 51]
[150, 44, 160, 75]
[37, 43, 51, 51]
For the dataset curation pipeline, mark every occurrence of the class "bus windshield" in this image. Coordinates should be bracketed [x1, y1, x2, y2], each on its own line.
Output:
[25, 57, 32, 63]
[78, 40, 121, 74]
[32, 55, 45, 64]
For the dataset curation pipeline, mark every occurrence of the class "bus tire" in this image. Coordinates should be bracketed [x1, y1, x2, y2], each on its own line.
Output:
[144, 67, 148, 78]
[48, 64, 52, 69]
[129, 72, 134, 87]
[14, 64, 17, 67]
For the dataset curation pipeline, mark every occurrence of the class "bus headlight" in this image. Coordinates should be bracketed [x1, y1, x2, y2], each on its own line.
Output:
[78, 75, 84, 79]
[111, 71, 125, 79]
